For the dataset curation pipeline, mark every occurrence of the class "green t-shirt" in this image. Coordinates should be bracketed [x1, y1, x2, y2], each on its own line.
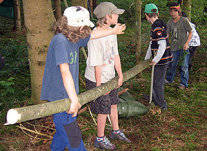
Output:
[167, 16, 192, 51]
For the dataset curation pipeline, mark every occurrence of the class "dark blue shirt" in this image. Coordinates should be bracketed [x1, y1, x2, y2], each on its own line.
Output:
[40, 33, 90, 102]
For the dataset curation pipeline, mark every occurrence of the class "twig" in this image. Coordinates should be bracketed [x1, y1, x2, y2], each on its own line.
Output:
[17, 124, 53, 139]
[118, 88, 129, 95]
[88, 105, 97, 126]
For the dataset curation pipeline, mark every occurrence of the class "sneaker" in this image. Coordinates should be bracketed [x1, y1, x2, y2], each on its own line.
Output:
[94, 136, 116, 150]
[178, 85, 188, 90]
[165, 79, 170, 84]
[109, 130, 131, 143]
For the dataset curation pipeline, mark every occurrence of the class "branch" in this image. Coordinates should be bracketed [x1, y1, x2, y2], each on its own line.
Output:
[5, 60, 150, 125]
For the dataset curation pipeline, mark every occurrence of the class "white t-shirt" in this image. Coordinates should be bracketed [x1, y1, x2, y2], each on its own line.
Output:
[84, 31, 119, 83]
[189, 22, 200, 47]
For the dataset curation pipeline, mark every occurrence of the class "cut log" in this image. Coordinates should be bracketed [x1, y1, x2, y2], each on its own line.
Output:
[5, 60, 150, 125]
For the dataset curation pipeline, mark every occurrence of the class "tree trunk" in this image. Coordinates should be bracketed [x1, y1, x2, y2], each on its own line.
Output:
[89, 0, 93, 15]
[135, 0, 142, 64]
[182, 0, 192, 21]
[71, 0, 88, 8]
[93, 0, 97, 10]
[13, 0, 21, 30]
[178, 0, 183, 5]
[22, 0, 55, 104]
[6, 60, 150, 125]
[54, 0, 61, 20]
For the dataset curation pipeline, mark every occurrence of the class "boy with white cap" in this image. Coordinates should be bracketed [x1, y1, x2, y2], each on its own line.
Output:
[84, 2, 130, 150]
[40, 6, 126, 151]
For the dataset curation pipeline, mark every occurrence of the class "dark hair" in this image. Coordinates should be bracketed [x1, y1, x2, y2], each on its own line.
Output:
[168, 2, 179, 7]
[53, 16, 91, 43]
[181, 11, 188, 17]
[145, 9, 159, 18]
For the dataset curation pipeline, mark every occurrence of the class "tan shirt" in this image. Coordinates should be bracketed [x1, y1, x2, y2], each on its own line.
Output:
[84, 33, 119, 83]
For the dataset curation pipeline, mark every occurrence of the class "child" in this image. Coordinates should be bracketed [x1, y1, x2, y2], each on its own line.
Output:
[165, 2, 192, 90]
[40, 6, 126, 151]
[181, 12, 200, 71]
[144, 3, 172, 110]
[84, 2, 131, 150]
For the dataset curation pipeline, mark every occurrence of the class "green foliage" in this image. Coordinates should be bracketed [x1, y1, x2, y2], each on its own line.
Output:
[191, 0, 207, 24]
[0, 77, 15, 96]
[0, 39, 29, 77]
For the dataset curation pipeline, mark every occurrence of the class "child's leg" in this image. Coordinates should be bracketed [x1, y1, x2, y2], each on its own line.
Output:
[110, 104, 119, 131]
[152, 64, 168, 109]
[97, 114, 107, 137]
[108, 89, 131, 143]
[51, 112, 87, 151]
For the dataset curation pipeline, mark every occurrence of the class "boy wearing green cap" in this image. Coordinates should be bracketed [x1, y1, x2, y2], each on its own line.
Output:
[144, 3, 172, 110]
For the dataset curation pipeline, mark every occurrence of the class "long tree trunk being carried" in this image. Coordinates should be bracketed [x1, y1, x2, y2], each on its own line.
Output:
[5, 60, 150, 125]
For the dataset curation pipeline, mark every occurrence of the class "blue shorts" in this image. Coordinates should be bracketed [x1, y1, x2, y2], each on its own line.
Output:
[51, 112, 87, 151]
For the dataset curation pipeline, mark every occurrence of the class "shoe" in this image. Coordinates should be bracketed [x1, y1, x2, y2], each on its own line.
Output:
[94, 136, 116, 150]
[109, 130, 131, 143]
[165, 79, 170, 84]
[178, 85, 188, 90]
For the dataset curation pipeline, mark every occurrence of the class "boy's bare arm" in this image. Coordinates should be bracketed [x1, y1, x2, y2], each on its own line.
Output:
[184, 30, 192, 50]
[90, 23, 126, 40]
[94, 66, 102, 87]
[59, 63, 81, 117]
[114, 55, 123, 88]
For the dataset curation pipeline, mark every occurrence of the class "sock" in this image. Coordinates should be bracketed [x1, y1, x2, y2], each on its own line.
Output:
[112, 129, 120, 134]
[97, 136, 104, 142]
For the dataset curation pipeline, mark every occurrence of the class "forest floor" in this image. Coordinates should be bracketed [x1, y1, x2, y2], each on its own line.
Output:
[0, 15, 207, 151]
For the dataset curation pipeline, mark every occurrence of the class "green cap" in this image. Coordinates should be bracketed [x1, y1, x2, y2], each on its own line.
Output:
[144, 3, 158, 14]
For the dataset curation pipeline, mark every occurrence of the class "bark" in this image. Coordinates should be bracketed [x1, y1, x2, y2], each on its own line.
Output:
[178, 0, 183, 5]
[182, 0, 192, 21]
[54, 0, 62, 20]
[6, 60, 150, 125]
[89, 0, 93, 15]
[13, 0, 21, 30]
[22, 0, 55, 104]
[135, 0, 142, 64]
[71, 0, 88, 8]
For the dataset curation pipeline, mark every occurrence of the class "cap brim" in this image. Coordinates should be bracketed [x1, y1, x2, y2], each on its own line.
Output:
[112, 8, 125, 15]
[89, 21, 95, 28]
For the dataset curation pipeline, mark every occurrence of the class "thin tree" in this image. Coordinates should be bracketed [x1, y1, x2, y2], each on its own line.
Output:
[135, 0, 142, 64]
[54, 0, 62, 20]
[182, 0, 192, 21]
[71, 0, 88, 8]
[22, 0, 56, 104]
[13, 0, 21, 30]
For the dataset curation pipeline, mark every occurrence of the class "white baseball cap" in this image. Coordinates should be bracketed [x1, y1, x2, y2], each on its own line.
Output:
[63, 6, 94, 27]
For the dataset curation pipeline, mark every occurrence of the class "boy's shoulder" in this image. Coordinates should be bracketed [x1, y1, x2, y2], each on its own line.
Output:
[53, 33, 67, 41]
[152, 19, 166, 29]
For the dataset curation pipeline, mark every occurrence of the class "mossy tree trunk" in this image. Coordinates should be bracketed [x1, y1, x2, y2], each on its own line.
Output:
[135, 0, 142, 64]
[6, 60, 150, 124]
[13, 0, 21, 30]
[182, 0, 192, 21]
[71, 0, 88, 8]
[54, 0, 62, 20]
[22, 0, 55, 104]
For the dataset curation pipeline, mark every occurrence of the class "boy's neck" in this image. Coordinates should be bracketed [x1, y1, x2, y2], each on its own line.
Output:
[173, 15, 181, 23]
[150, 17, 158, 24]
